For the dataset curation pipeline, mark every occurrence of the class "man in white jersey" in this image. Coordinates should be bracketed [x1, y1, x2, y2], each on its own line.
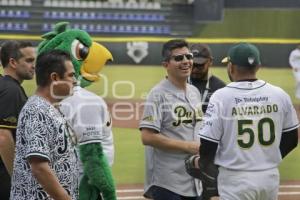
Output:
[192, 42, 299, 200]
[139, 39, 203, 200]
[289, 44, 300, 99]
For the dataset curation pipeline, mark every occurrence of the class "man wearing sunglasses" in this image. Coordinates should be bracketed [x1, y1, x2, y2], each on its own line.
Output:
[140, 39, 202, 200]
[189, 43, 226, 113]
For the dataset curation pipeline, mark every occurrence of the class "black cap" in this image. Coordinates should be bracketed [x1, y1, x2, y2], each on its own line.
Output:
[190, 43, 212, 64]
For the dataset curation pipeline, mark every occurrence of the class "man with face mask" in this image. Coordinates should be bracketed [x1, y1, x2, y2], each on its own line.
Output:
[189, 43, 226, 113]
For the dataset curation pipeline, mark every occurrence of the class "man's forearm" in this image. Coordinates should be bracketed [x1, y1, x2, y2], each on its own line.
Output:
[141, 128, 199, 154]
[0, 128, 15, 175]
[29, 158, 71, 200]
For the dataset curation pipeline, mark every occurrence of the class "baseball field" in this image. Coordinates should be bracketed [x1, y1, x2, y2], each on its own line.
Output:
[7, 65, 300, 199]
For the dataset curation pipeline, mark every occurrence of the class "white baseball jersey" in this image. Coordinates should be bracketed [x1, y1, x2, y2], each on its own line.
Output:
[140, 79, 203, 198]
[199, 80, 299, 171]
[289, 48, 300, 70]
[60, 86, 114, 167]
[289, 48, 300, 99]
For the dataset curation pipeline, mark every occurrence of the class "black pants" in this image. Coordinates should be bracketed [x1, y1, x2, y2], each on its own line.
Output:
[0, 167, 11, 200]
[151, 186, 202, 200]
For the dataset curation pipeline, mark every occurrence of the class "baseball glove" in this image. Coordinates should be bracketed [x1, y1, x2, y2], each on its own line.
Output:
[185, 155, 219, 200]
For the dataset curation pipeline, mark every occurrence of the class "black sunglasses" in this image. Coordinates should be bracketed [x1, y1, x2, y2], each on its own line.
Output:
[170, 53, 194, 62]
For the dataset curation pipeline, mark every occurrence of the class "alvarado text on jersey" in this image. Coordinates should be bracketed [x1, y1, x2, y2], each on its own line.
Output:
[232, 104, 278, 116]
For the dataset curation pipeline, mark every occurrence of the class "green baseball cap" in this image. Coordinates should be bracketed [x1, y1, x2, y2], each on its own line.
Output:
[222, 43, 261, 67]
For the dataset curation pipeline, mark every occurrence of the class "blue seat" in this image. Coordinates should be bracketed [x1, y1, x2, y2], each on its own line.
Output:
[87, 24, 95, 32]
[7, 10, 14, 18]
[51, 11, 57, 19]
[66, 11, 73, 19]
[89, 12, 96, 20]
[0, 10, 4, 17]
[162, 26, 171, 34]
[74, 12, 81, 19]
[0, 23, 5, 30]
[97, 13, 104, 20]
[81, 23, 88, 31]
[103, 25, 110, 32]
[58, 11, 65, 19]
[43, 11, 50, 18]
[120, 13, 127, 20]
[4, 22, 28, 31]
[42, 23, 50, 31]
[110, 25, 118, 33]
[73, 23, 80, 29]
[81, 12, 89, 19]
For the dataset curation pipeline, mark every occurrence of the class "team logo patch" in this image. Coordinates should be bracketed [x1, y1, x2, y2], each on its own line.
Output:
[143, 116, 155, 122]
[248, 57, 255, 65]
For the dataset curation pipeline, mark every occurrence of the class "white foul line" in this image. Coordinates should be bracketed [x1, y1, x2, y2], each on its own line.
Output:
[117, 189, 144, 193]
[280, 185, 300, 188]
[117, 197, 144, 200]
[116, 185, 300, 199]
[278, 192, 300, 195]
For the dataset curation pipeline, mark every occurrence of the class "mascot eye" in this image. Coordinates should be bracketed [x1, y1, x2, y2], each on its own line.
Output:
[71, 39, 89, 60]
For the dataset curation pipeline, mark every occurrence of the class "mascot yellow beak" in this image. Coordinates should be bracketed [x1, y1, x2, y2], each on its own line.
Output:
[80, 42, 113, 82]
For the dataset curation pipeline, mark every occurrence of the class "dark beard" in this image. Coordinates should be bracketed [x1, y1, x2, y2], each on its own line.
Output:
[191, 71, 208, 80]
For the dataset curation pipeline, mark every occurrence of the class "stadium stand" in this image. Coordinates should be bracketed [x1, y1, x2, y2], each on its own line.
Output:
[0, 0, 193, 36]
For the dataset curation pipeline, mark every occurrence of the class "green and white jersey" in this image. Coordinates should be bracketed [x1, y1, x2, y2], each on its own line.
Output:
[60, 86, 114, 171]
[140, 79, 202, 198]
[199, 80, 299, 171]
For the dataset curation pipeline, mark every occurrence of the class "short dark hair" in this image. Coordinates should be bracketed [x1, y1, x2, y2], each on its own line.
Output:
[162, 39, 189, 61]
[35, 50, 72, 87]
[0, 40, 33, 67]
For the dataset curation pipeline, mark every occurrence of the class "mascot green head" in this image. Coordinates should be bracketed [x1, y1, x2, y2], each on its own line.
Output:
[38, 22, 113, 87]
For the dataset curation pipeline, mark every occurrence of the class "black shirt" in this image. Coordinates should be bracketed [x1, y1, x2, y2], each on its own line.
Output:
[189, 75, 226, 113]
[0, 75, 28, 168]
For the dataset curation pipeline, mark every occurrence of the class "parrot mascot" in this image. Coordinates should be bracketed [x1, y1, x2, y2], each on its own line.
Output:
[37, 22, 117, 200]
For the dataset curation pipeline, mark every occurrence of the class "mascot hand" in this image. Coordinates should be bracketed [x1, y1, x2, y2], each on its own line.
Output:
[80, 143, 117, 200]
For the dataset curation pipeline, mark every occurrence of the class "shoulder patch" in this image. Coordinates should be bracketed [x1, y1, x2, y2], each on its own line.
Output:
[142, 116, 155, 122]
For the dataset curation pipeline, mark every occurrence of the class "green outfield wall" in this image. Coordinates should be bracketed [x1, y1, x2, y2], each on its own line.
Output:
[1, 36, 300, 67]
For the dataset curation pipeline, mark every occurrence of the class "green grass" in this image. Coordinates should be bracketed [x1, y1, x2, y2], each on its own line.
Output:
[279, 146, 300, 180]
[196, 9, 300, 39]
[111, 128, 145, 184]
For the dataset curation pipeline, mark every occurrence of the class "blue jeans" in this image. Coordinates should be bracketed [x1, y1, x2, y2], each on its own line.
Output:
[151, 185, 202, 200]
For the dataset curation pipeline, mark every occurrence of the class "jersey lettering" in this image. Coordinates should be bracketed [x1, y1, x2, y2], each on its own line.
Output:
[232, 104, 278, 116]
[172, 105, 202, 127]
[237, 117, 275, 149]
